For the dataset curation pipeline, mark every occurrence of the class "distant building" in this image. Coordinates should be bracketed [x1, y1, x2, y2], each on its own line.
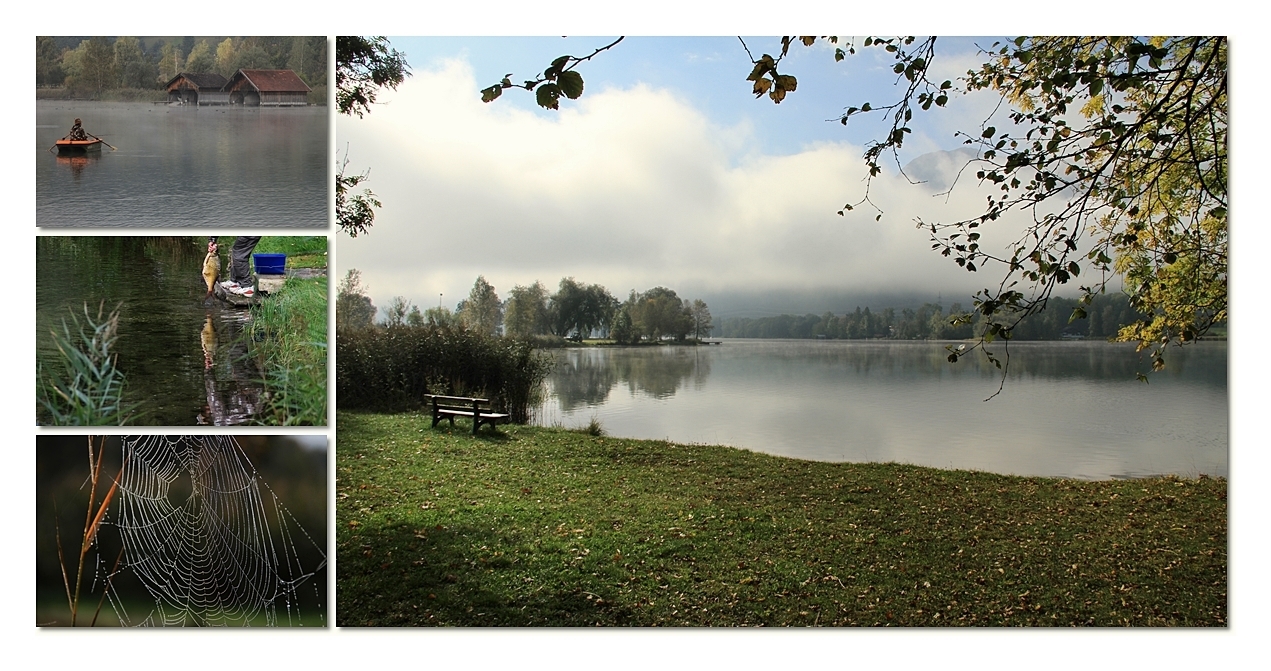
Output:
[164, 72, 230, 106]
[224, 69, 312, 106]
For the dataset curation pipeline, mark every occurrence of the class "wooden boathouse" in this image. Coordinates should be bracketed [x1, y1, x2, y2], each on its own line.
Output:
[224, 69, 312, 106]
[164, 72, 230, 106]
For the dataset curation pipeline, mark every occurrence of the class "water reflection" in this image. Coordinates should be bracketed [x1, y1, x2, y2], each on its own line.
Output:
[549, 347, 712, 410]
[197, 310, 262, 426]
[37, 236, 267, 425]
[54, 152, 102, 179]
[536, 339, 1227, 480]
[201, 315, 217, 369]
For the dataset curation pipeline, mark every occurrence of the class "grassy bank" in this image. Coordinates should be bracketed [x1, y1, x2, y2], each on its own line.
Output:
[249, 275, 327, 425]
[337, 412, 1226, 626]
[36, 87, 168, 102]
[254, 236, 328, 269]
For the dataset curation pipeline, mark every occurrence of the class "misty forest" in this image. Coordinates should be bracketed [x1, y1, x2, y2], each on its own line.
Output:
[36, 36, 327, 104]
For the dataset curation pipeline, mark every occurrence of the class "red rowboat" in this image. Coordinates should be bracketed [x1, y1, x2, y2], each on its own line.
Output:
[55, 138, 103, 155]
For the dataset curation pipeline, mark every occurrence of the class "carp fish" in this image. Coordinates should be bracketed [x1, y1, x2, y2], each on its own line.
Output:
[202, 243, 220, 299]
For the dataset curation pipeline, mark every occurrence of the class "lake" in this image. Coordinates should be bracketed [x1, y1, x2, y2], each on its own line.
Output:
[36, 101, 327, 228]
[37, 236, 270, 426]
[534, 339, 1228, 480]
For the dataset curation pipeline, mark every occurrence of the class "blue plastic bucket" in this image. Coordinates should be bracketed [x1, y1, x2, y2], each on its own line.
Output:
[252, 253, 286, 275]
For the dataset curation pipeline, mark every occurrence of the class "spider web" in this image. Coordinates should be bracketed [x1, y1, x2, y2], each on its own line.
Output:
[103, 435, 325, 626]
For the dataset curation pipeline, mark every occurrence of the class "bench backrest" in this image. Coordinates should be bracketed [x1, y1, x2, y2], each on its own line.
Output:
[425, 394, 490, 408]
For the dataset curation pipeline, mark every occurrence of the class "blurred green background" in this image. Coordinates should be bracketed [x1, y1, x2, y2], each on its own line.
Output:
[35, 434, 327, 626]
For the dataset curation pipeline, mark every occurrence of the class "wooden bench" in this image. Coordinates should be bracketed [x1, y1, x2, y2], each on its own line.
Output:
[424, 394, 510, 435]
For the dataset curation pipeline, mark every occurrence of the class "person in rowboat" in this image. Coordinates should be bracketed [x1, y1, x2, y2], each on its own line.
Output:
[67, 118, 89, 141]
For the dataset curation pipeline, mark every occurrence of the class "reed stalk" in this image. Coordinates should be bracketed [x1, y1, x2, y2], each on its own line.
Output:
[336, 324, 553, 422]
[56, 436, 125, 626]
[39, 302, 137, 425]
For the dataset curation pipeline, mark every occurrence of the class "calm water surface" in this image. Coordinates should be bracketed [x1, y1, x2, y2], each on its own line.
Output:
[37, 237, 269, 425]
[536, 340, 1228, 480]
[37, 101, 327, 228]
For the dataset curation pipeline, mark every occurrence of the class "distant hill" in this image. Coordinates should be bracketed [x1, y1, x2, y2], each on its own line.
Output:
[691, 287, 955, 321]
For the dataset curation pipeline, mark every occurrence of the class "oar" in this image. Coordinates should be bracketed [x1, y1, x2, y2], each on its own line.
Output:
[88, 133, 117, 151]
[48, 134, 69, 153]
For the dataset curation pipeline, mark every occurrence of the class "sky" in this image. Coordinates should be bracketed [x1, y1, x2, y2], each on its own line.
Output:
[338, 36, 1046, 319]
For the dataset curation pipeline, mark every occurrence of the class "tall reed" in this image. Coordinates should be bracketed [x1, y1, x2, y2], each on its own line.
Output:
[247, 276, 328, 425]
[337, 324, 553, 422]
[39, 302, 137, 425]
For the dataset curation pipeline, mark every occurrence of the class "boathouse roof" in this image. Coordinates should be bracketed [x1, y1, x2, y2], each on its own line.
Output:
[164, 72, 229, 91]
[225, 69, 312, 93]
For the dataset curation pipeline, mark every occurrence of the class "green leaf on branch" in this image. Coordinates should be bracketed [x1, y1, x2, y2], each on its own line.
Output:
[536, 83, 561, 110]
[558, 70, 585, 99]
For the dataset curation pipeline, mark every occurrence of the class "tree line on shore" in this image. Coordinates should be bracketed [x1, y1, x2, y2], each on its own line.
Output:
[36, 36, 327, 101]
[337, 271, 713, 344]
[336, 269, 1184, 344]
[718, 293, 1174, 341]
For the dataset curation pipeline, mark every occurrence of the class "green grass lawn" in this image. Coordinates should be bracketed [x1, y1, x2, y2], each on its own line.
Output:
[253, 236, 328, 269]
[35, 596, 326, 627]
[208, 236, 328, 270]
[337, 412, 1226, 626]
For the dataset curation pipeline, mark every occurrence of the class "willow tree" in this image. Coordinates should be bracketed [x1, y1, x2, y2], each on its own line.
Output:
[550, 279, 617, 341]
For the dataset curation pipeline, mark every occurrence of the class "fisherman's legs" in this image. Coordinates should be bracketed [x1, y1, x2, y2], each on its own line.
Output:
[229, 236, 262, 285]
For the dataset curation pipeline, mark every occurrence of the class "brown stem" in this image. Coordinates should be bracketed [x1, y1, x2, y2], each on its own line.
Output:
[54, 502, 73, 623]
[90, 546, 126, 627]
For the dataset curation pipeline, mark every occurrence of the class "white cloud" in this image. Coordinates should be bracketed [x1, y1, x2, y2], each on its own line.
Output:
[338, 57, 1036, 312]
